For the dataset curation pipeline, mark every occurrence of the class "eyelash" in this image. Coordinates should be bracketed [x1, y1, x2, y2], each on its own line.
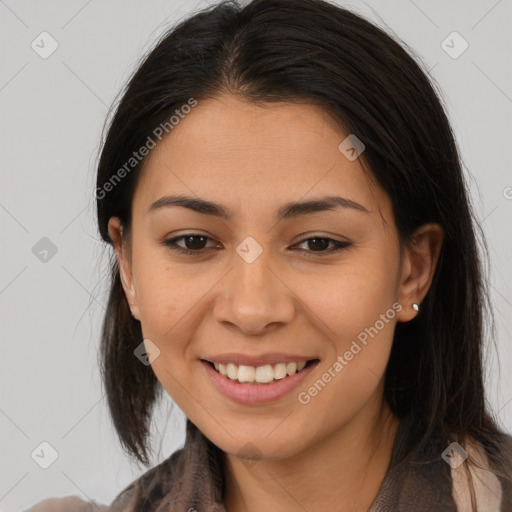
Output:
[162, 234, 351, 258]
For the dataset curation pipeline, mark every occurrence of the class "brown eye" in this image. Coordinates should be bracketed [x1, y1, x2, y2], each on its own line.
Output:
[163, 234, 217, 255]
[293, 237, 351, 257]
[163, 234, 351, 258]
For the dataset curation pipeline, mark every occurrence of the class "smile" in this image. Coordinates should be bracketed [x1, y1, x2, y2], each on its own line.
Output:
[200, 358, 320, 405]
[207, 360, 312, 384]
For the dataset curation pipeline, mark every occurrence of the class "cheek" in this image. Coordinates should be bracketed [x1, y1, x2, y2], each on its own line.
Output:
[296, 257, 398, 344]
[132, 247, 201, 335]
[295, 252, 398, 407]
[131, 248, 221, 377]
[298, 318, 396, 433]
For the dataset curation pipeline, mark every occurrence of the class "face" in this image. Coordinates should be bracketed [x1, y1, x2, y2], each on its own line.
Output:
[109, 93, 438, 462]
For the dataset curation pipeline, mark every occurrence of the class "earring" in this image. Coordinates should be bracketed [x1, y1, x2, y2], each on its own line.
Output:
[412, 303, 419, 312]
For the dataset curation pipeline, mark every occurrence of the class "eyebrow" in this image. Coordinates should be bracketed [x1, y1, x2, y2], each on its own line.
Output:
[148, 194, 370, 220]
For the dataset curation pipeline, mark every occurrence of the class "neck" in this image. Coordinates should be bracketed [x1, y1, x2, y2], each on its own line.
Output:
[222, 394, 400, 512]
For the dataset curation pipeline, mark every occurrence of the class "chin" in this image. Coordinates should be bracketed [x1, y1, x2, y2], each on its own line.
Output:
[205, 420, 311, 461]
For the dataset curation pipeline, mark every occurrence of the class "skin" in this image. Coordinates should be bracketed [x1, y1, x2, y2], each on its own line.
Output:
[108, 93, 444, 512]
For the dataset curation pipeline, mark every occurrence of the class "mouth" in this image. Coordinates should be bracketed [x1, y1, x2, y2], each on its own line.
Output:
[201, 358, 320, 385]
[200, 357, 321, 405]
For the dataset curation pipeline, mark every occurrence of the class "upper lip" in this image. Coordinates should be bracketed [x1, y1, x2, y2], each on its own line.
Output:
[202, 352, 319, 367]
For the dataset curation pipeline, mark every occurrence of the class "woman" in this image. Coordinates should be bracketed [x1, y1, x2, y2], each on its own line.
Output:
[26, 0, 512, 510]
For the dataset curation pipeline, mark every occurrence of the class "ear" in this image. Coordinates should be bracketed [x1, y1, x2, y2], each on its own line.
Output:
[395, 222, 444, 322]
[108, 217, 140, 321]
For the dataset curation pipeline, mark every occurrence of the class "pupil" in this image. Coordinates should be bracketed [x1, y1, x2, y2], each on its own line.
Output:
[309, 238, 328, 251]
[186, 235, 206, 250]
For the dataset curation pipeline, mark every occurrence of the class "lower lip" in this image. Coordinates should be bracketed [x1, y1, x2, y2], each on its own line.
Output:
[200, 359, 319, 405]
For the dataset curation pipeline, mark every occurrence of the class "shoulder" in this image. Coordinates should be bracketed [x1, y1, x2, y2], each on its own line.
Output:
[107, 448, 186, 511]
[450, 433, 512, 512]
[108, 420, 223, 511]
[107, 485, 136, 512]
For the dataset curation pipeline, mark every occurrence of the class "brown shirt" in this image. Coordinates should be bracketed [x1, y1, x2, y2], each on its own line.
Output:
[106, 416, 512, 512]
[25, 416, 512, 512]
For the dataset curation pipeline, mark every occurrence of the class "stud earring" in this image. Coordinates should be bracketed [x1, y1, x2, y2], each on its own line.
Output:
[412, 303, 419, 312]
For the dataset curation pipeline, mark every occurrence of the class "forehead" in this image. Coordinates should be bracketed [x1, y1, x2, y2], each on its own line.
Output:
[134, 94, 390, 220]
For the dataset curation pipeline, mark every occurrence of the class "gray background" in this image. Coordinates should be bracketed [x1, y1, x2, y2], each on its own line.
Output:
[1, 0, 511, 510]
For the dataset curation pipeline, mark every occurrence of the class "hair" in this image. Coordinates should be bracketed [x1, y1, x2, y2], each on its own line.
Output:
[95, 0, 512, 507]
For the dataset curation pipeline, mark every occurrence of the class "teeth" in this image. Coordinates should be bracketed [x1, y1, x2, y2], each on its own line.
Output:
[211, 360, 309, 383]
[286, 362, 297, 375]
[238, 365, 255, 383]
[273, 363, 287, 379]
[227, 363, 238, 380]
[255, 365, 274, 383]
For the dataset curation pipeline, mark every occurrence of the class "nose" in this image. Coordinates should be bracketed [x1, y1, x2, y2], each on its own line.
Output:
[212, 247, 295, 336]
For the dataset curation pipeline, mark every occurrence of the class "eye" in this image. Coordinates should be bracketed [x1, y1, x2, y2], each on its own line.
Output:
[162, 233, 351, 257]
[293, 236, 351, 257]
[162, 234, 218, 255]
